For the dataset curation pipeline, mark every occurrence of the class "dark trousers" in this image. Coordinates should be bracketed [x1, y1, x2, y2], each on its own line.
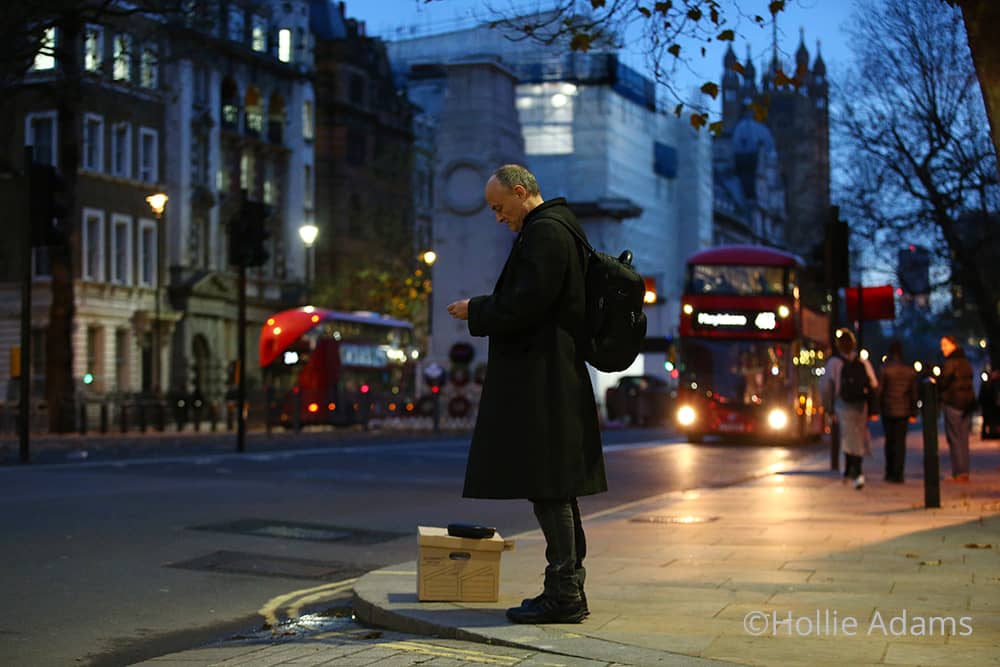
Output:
[942, 405, 971, 477]
[881, 416, 909, 481]
[530, 498, 586, 602]
[844, 453, 863, 480]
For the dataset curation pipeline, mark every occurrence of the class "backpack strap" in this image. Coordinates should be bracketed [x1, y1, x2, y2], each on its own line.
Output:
[546, 216, 595, 256]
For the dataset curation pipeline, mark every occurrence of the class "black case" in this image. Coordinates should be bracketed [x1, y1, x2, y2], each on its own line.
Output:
[447, 523, 496, 539]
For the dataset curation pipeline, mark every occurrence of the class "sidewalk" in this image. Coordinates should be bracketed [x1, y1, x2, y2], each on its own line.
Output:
[144, 430, 1000, 666]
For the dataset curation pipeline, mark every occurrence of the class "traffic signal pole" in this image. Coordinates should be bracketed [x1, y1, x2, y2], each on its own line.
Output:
[19, 147, 33, 463]
[236, 262, 247, 453]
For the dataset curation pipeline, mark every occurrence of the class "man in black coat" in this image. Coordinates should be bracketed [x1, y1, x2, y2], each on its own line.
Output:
[447, 164, 606, 624]
[939, 335, 975, 482]
[878, 340, 917, 483]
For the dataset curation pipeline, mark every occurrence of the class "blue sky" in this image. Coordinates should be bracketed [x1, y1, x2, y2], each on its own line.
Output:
[345, 0, 856, 111]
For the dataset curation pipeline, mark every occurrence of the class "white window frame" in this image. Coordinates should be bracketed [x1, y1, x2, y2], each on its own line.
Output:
[25, 110, 58, 167]
[82, 113, 104, 172]
[82, 208, 106, 282]
[85, 25, 103, 73]
[138, 127, 158, 183]
[32, 27, 56, 71]
[111, 122, 131, 178]
[140, 45, 158, 88]
[302, 100, 314, 140]
[138, 218, 157, 287]
[113, 33, 132, 82]
[278, 29, 291, 63]
[110, 214, 133, 285]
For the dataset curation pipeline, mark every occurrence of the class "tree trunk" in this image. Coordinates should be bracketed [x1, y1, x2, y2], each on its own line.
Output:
[959, 1, 1000, 172]
[46, 15, 80, 433]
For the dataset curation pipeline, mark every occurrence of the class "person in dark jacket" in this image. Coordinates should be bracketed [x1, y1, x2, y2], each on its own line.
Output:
[446, 164, 606, 625]
[878, 340, 917, 483]
[938, 335, 975, 482]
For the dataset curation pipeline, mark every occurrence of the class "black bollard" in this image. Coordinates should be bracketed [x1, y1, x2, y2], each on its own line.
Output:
[226, 401, 235, 431]
[79, 402, 87, 436]
[920, 377, 940, 509]
[209, 401, 218, 432]
[294, 391, 302, 433]
[100, 402, 109, 434]
[138, 402, 147, 433]
[829, 418, 840, 471]
[120, 404, 128, 434]
[156, 401, 166, 432]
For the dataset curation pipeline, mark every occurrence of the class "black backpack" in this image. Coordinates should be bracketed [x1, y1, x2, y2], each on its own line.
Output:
[839, 357, 871, 404]
[552, 218, 647, 372]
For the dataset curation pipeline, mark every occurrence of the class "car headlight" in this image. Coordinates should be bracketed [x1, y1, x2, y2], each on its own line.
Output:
[767, 408, 789, 430]
[677, 405, 696, 426]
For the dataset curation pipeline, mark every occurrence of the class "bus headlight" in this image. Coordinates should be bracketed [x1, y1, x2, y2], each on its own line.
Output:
[767, 408, 789, 430]
[677, 405, 697, 426]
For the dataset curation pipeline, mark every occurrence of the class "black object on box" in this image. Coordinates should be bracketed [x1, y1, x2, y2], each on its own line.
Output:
[447, 523, 496, 539]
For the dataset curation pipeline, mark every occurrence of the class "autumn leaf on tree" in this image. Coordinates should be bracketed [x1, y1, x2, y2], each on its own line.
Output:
[570, 32, 593, 51]
[690, 112, 707, 130]
[769, 1, 786, 15]
[709, 120, 724, 136]
[687, 8, 702, 21]
[638, 6, 651, 18]
[773, 69, 793, 87]
[717, 29, 735, 41]
[667, 43, 681, 57]
[731, 61, 746, 75]
[673, 103, 684, 117]
[700, 82, 719, 98]
[654, 1, 672, 14]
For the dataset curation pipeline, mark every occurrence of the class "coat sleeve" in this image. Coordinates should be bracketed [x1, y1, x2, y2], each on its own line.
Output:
[467, 220, 570, 338]
[864, 358, 879, 390]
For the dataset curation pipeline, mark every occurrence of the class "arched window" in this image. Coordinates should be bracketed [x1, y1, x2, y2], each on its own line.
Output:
[245, 86, 262, 135]
[268, 93, 285, 143]
[221, 77, 239, 130]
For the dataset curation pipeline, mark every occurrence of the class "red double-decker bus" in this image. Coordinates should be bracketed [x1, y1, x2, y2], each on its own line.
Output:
[258, 307, 418, 428]
[674, 245, 829, 442]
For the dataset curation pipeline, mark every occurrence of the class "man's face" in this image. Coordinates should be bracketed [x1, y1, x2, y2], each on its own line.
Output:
[485, 177, 527, 233]
[940, 337, 955, 357]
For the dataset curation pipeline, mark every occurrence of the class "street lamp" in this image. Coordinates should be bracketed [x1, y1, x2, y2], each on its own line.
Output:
[298, 223, 318, 304]
[145, 193, 167, 395]
[421, 250, 436, 358]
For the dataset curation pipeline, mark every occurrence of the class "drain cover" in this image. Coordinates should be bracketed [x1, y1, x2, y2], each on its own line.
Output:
[630, 515, 720, 524]
[167, 550, 367, 581]
[190, 519, 405, 544]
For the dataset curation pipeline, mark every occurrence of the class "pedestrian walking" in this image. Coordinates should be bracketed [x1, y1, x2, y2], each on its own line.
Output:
[446, 164, 606, 625]
[822, 328, 878, 489]
[877, 340, 917, 483]
[938, 335, 976, 482]
[978, 368, 1000, 439]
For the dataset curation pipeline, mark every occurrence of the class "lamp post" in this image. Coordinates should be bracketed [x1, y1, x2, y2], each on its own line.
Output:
[420, 250, 436, 357]
[298, 223, 318, 304]
[145, 193, 167, 395]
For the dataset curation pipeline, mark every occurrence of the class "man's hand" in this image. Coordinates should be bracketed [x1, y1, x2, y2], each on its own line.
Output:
[447, 299, 470, 321]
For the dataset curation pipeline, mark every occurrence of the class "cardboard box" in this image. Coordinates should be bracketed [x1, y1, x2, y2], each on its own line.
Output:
[417, 526, 514, 602]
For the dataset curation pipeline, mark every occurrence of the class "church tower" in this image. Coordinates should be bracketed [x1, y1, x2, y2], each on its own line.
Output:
[719, 28, 830, 256]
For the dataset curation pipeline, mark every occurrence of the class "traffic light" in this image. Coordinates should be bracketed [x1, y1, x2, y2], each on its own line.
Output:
[29, 162, 70, 247]
[228, 193, 273, 268]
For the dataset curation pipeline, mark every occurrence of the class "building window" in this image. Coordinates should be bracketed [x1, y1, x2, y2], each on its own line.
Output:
[110, 214, 132, 284]
[138, 219, 157, 286]
[278, 28, 291, 63]
[32, 27, 56, 71]
[302, 100, 314, 140]
[138, 127, 158, 183]
[252, 16, 268, 52]
[111, 122, 131, 178]
[113, 33, 132, 82]
[25, 111, 58, 166]
[114, 329, 129, 392]
[86, 326, 102, 389]
[245, 87, 262, 135]
[349, 75, 364, 105]
[83, 114, 103, 172]
[82, 208, 105, 281]
[140, 45, 158, 88]
[304, 164, 313, 208]
[85, 25, 103, 73]
[228, 6, 244, 43]
[263, 161, 275, 204]
[221, 78, 239, 130]
[517, 83, 575, 156]
[240, 150, 254, 192]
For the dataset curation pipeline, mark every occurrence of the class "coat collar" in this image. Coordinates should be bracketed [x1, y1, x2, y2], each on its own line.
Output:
[521, 197, 568, 230]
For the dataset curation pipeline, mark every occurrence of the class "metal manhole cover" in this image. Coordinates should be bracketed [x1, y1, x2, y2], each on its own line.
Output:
[630, 515, 720, 524]
[166, 550, 368, 581]
[190, 519, 405, 544]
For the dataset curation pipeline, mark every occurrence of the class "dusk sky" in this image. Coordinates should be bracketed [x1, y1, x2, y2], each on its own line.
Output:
[345, 0, 857, 111]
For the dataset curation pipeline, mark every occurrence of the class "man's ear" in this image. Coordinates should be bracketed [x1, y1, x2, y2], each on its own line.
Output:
[513, 185, 527, 200]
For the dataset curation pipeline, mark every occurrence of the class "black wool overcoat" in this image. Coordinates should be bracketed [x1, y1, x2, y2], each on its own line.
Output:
[463, 198, 607, 500]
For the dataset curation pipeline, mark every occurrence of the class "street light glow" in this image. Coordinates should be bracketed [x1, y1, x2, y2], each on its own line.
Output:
[145, 193, 168, 217]
[298, 223, 318, 247]
[422, 250, 437, 266]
